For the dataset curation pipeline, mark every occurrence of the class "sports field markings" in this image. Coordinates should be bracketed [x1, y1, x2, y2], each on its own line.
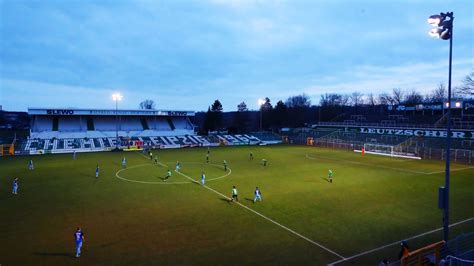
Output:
[115, 161, 231, 185]
[134, 151, 345, 260]
[328, 217, 474, 265]
[174, 168, 346, 260]
[426, 166, 474, 175]
[304, 153, 474, 175]
[305, 154, 429, 175]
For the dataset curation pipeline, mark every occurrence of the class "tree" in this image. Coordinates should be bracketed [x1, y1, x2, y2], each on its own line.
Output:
[350, 92, 364, 106]
[340, 94, 350, 106]
[403, 89, 423, 105]
[378, 93, 394, 105]
[273, 100, 288, 127]
[457, 71, 474, 96]
[392, 88, 404, 105]
[428, 83, 447, 102]
[237, 102, 248, 112]
[203, 100, 224, 132]
[203, 107, 213, 132]
[320, 93, 347, 106]
[234, 102, 249, 132]
[211, 100, 223, 112]
[139, 99, 155, 109]
[260, 97, 273, 111]
[285, 94, 311, 108]
[367, 93, 377, 106]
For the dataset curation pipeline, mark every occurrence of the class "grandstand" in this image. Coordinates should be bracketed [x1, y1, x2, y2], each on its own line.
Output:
[28, 108, 195, 139]
[9, 108, 281, 155]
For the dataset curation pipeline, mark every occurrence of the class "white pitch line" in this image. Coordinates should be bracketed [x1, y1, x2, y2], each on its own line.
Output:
[174, 169, 346, 260]
[115, 161, 232, 185]
[426, 166, 474, 175]
[116, 164, 191, 185]
[305, 153, 474, 176]
[305, 154, 431, 175]
[328, 217, 474, 265]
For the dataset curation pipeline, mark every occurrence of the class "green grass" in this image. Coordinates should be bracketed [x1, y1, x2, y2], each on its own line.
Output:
[1, 145, 473, 265]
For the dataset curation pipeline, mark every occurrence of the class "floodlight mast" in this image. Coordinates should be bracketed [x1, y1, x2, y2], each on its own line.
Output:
[112, 93, 123, 150]
[428, 12, 453, 243]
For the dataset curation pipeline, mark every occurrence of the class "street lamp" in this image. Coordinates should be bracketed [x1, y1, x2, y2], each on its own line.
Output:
[428, 12, 453, 243]
[258, 99, 265, 131]
[112, 93, 123, 150]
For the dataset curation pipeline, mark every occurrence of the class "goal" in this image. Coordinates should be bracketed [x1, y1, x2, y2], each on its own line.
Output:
[354, 143, 422, 160]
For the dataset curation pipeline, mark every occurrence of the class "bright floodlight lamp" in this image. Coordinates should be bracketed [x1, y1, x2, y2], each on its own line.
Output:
[455, 102, 461, 108]
[429, 28, 443, 38]
[427, 13, 452, 41]
[112, 93, 123, 101]
[427, 14, 443, 25]
[258, 99, 265, 106]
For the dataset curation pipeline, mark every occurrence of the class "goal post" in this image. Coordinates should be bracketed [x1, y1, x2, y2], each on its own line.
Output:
[364, 143, 394, 155]
[354, 143, 422, 160]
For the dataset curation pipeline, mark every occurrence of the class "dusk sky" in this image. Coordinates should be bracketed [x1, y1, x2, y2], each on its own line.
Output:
[1, 0, 473, 112]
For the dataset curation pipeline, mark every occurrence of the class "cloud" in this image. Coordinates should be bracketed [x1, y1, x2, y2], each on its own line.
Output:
[301, 58, 473, 99]
[1, 0, 473, 113]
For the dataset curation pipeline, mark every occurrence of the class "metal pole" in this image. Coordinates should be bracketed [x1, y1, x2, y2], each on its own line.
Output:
[116, 100, 119, 149]
[260, 108, 263, 131]
[443, 12, 454, 242]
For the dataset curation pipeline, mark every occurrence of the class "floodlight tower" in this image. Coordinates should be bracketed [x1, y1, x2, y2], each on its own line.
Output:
[258, 99, 265, 131]
[112, 93, 123, 150]
[428, 12, 453, 242]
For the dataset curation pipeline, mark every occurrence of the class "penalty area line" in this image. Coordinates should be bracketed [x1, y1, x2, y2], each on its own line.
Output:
[174, 169, 346, 260]
[328, 217, 474, 265]
[305, 154, 430, 175]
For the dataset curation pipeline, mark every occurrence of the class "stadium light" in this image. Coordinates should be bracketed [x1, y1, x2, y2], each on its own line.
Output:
[112, 93, 123, 150]
[258, 99, 265, 131]
[428, 11, 454, 243]
[427, 15, 443, 26]
[112, 93, 123, 102]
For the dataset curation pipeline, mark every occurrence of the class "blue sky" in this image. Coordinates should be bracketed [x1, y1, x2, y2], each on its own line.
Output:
[1, 0, 473, 112]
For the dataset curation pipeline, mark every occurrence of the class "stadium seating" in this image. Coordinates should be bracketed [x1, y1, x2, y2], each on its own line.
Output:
[32, 116, 53, 132]
[58, 117, 86, 132]
[171, 117, 193, 130]
[18, 133, 280, 154]
[146, 117, 171, 131]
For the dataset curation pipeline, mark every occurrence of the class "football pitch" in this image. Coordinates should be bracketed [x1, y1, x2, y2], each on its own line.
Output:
[1, 145, 473, 265]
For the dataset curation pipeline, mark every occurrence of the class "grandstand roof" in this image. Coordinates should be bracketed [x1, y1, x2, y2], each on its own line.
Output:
[28, 108, 195, 116]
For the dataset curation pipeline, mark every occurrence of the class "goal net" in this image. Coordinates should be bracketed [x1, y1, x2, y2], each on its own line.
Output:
[354, 143, 421, 160]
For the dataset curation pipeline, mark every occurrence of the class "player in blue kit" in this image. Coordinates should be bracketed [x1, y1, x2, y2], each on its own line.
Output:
[95, 165, 99, 178]
[254, 187, 262, 203]
[122, 157, 127, 168]
[74, 227, 85, 258]
[28, 159, 34, 170]
[201, 172, 206, 185]
[12, 177, 19, 195]
[175, 161, 181, 172]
